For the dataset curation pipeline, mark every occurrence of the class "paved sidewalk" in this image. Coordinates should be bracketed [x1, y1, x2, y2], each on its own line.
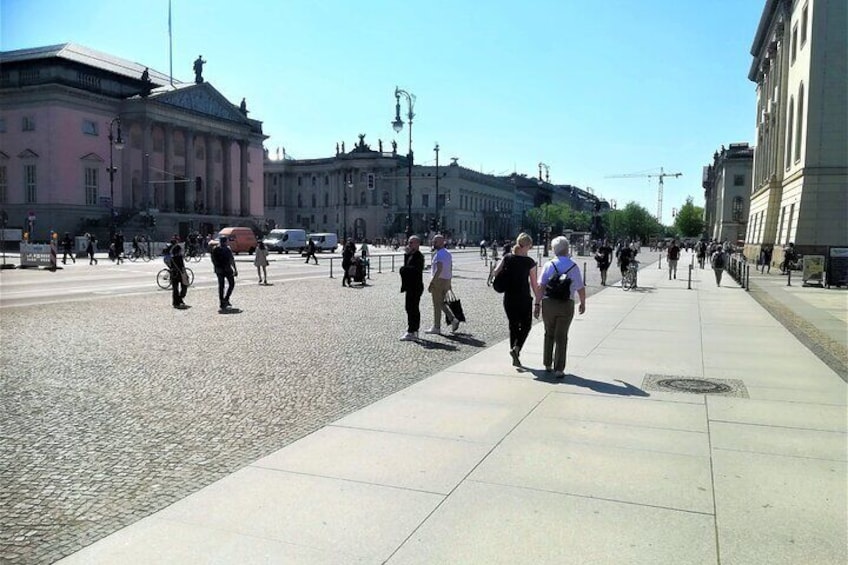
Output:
[57, 262, 847, 564]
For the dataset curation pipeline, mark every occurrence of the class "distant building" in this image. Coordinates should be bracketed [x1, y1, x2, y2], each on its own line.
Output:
[0, 43, 267, 241]
[702, 143, 754, 243]
[745, 0, 847, 263]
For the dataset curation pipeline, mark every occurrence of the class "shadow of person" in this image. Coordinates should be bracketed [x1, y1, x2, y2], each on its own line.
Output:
[415, 339, 458, 351]
[563, 374, 650, 396]
[218, 308, 243, 315]
[444, 334, 486, 347]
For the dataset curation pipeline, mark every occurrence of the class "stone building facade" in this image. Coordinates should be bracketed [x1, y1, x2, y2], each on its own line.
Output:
[0, 43, 267, 241]
[703, 143, 754, 243]
[745, 0, 847, 263]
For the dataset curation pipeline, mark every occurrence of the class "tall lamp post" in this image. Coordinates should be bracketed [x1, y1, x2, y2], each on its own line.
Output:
[108, 118, 124, 240]
[434, 142, 440, 233]
[392, 86, 415, 238]
[537, 163, 551, 256]
[342, 172, 353, 240]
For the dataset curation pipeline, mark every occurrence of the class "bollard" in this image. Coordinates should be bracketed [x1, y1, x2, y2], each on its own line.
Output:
[658, 253, 662, 269]
[787, 268, 791, 286]
[583, 262, 587, 286]
[746, 265, 750, 291]
[688, 264, 692, 290]
[329, 257, 334, 278]
[391, 255, 395, 273]
[378, 255, 382, 274]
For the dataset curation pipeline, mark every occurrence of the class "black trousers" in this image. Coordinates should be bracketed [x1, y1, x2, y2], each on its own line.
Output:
[503, 293, 533, 350]
[216, 271, 235, 306]
[171, 270, 187, 306]
[405, 288, 423, 333]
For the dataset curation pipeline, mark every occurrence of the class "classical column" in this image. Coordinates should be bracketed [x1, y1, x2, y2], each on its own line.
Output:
[239, 140, 249, 216]
[222, 137, 233, 216]
[120, 120, 132, 209]
[185, 130, 195, 214]
[142, 120, 153, 207]
[184, 131, 196, 214]
[205, 136, 215, 214]
[164, 124, 174, 211]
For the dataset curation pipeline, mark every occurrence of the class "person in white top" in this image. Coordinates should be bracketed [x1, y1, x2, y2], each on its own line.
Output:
[536, 236, 587, 377]
[426, 234, 459, 334]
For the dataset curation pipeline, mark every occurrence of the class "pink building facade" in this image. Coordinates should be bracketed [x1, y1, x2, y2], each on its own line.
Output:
[0, 44, 267, 241]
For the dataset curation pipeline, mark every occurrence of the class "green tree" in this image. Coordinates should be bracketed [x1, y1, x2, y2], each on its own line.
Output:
[603, 202, 663, 243]
[674, 196, 705, 238]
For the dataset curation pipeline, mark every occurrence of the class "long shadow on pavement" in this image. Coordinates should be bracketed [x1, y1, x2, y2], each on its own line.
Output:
[525, 369, 649, 396]
[444, 333, 487, 347]
[416, 339, 458, 351]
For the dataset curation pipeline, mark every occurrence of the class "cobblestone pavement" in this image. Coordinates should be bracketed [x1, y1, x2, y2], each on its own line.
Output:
[0, 250, 632, 564]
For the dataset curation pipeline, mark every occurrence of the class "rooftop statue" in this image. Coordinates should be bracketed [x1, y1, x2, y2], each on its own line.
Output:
[194, 55, 206, 84]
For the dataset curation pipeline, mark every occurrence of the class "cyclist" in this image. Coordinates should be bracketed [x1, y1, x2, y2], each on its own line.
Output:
[780, 242, 796, 274]
[618, 243, 634, 286]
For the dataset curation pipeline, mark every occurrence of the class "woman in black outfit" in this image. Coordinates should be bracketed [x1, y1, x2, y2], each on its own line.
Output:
[341, 239, 355, 287]
[492, 232, 541, 366]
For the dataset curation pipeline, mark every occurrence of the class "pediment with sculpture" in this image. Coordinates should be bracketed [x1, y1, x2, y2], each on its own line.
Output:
[153, 84, 247, 124]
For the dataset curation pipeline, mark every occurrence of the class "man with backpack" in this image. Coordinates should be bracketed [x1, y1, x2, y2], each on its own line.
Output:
[710, 245, 726, 287]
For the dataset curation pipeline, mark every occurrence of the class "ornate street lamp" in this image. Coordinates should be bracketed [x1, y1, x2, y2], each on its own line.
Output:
[108, 118, 124, 240]
[392, 86, 415, 238]
[342, 172, 353, 240]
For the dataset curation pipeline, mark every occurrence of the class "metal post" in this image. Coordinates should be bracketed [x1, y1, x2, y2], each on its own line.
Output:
[746, 265, 750, 291]
[391, 255, 395, 273]
[787, 268, 791, 286]
[108, 118, 123, 241]
[329, 257, 334, 278]
[658, 253, 662, 269]
[434, 143, 439, 233]
[583, 261, 587, 287]
[392, 87, 415, 238]
[688, 264, 692, 290]
[378, 255, 382, 274]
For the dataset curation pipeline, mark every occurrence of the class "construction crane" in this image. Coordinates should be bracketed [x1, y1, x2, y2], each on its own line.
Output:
[605, 167, 682, 222]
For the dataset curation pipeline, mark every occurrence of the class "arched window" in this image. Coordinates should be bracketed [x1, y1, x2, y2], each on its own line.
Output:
[785, 98, 794, 169]
[795, 83, 804, 162]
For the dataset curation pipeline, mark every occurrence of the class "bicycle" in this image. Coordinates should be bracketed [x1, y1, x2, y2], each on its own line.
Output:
[156, 266, 194, 289]
[128, 246, 151, 262]
[184, 244, 204, 263]
[622, 260, 639, 291]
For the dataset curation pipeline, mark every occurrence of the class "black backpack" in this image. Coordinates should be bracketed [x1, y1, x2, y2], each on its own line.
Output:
[545, 262, 576, 300]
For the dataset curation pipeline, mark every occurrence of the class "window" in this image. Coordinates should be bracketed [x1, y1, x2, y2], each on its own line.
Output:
[422, 194, 430, 207]
[734, 174, 745, 187]
[84, 167, 98, 205]
[196, 145, 205, 160]
[82, 120, 98, 136]
[324, 176, 329, 186]
[297, 193, 303, 207]
[311, 176, 316, 187]
[786, 203, 795, 244]
[24, 164, 37, 203]
[791, 24, 798, 63]
[22, 116, 35, 131]
[801, 4, 808, 46]
[297, 176, 303, 187]
[732, 196, 744, 222]
[324, 193, 329, 207]
[311, 194, 316, 208]
[152, 135, 164, 153]
[785, 98, 794, 169]
[360, 191, 366, 205]
[0, 165, 6, 204]
[795, 84, 804, 162]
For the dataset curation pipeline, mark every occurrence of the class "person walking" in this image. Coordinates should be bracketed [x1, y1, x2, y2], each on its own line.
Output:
[399, 235, 425, 341]
[617, 242, 634, 285]
[304, 238, 318, 264]
[86, 233, 98, 265]
[594, 239, 613, 286]
[254, 240, 269, 284]
[491, 233, 540, 366]
[759, 245, 773, 274]
[710, 246, 726, 286]
[341, 239, 355, 287]
[169, 243, 189, 309]
[61, 232, 76, 264]
[211, 235, 238, 311]
[537, 236, 586, 378]
[426, 234, 459, 334]
[667, 239, 681, 279]
[113, 232, 125, 264]
[696, 240, 707, 269]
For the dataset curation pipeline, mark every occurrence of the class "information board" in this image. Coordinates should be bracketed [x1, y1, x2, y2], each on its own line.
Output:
[802, 255, 825, 286]
[826, 247, 848, 288]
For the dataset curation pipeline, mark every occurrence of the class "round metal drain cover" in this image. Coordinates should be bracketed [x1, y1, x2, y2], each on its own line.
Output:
[656, 378, 732, 394]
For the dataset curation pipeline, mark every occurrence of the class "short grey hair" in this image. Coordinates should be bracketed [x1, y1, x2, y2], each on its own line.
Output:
[551, 236, 570, 256]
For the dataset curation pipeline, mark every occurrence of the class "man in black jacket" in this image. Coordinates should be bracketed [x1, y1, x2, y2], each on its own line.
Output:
[399, 235, 425, 341]
[211, 236, 238, 311]
[169, 244, 189, 309]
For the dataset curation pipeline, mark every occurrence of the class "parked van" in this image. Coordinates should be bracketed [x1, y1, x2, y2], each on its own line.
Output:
[208, 227, 257, 255]
[264, 228, 307, 254]
[308, 232, 339, 252]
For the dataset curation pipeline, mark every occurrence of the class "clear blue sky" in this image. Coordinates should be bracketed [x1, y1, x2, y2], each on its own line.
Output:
[2, 0, 764, 224]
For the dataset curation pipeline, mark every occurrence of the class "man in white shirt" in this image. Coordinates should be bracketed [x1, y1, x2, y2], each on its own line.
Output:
[426, 234, 459, 334]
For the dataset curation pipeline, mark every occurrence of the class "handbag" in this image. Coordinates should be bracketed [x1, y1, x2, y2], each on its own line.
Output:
[491, 255, 510, 294]
[181, 270, 190, 286]
[444, 289, 466, 322]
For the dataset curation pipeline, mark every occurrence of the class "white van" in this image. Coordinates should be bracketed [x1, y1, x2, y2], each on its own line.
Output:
[308, 233, 339, 252]
[263, 228, 307, 253]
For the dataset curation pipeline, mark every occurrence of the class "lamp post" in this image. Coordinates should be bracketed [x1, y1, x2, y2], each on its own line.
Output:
[342, 172, 353, 241]
[434, 142, 440, 233]
[392, 86, 415, 238]
[108, 118, 124, 240]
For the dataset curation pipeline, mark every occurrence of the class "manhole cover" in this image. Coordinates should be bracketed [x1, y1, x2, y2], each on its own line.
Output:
[656, 378, 732, 394]
[642, 374, 748, 397]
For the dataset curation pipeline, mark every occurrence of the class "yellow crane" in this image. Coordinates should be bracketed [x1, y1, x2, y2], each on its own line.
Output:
[605, 167, 682, 222]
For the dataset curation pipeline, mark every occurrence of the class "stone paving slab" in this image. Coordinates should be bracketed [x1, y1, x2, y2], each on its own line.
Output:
[386, 481, 718, 565]
[709, 421, 848, 461]
[707, 397, 848, 432]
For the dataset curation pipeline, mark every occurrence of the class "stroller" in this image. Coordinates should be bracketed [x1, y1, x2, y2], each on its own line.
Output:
[348, 256, 367, 285]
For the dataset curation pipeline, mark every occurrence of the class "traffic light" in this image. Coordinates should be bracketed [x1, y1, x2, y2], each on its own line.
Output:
[366, 173, 375, 190]
[429, 218, 437, 231]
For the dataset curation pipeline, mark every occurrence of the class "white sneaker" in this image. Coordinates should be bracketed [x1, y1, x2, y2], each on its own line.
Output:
[399, 332, 415, 341]
[450, 318, 461, 333]
[424, 327, 441, 335]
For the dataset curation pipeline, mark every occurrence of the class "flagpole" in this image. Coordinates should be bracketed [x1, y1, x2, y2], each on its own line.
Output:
[168, 0, 174, 86]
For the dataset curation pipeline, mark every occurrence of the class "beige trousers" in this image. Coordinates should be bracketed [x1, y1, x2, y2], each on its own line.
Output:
[429, 277, 454, 329]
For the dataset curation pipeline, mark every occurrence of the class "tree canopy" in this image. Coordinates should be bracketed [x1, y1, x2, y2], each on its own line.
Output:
[673, 196, 705, 238]
[602, 201, 664, 243]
